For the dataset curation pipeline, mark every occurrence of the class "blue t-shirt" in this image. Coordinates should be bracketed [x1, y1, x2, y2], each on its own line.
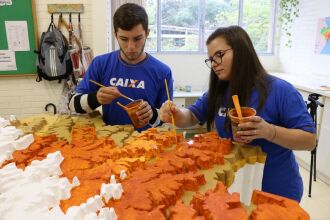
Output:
[76, 50, 173, 131]
[188, 76, 315, 202]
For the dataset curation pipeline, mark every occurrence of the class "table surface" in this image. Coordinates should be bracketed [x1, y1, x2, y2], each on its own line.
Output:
[270, 72, 330, 98]
[174, 91, 204, 98]
[173, 73, 330, 98]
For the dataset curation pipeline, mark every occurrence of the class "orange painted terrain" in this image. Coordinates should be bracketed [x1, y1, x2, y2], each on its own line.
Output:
[2, 117, 309, 219]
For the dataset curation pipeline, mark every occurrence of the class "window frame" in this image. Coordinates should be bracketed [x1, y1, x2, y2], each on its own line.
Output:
[146, 0, 277, 55]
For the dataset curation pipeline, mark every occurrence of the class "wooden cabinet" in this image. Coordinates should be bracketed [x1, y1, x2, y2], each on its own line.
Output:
[173, 97, 186, 108]
[268, 73, 330, 184]
[313, 97, 330, 184]
[173, 92, 206, 138]
[294, 89, 324, 180]
[173, 91, 203, 108]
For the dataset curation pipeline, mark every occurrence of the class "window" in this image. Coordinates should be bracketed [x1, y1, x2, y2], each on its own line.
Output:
[145, 0, 276, 54]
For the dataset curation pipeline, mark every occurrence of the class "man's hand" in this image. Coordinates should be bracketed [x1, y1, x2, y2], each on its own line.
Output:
[136, 101, 153, 127]
[96, 87, 122, 105]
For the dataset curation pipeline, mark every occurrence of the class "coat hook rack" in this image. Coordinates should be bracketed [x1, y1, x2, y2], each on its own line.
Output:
[47, 4, 84, 14]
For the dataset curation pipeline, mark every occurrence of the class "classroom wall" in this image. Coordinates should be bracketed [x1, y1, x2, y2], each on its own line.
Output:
[277, 0, 330, 80]
[153, 54, 278, 91]
[0, 0, 107, 119]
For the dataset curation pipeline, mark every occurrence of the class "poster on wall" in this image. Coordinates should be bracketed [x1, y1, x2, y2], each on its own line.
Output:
[5, 21, 30, 51]
[315, 17, 330, 55]
[0, 50, 17, 71]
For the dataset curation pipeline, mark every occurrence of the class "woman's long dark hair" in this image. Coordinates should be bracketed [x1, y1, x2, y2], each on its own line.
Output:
[206, 26, 269, 131]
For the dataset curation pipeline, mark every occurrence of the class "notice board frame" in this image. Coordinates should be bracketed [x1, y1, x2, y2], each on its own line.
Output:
[0, 0, 38, 76]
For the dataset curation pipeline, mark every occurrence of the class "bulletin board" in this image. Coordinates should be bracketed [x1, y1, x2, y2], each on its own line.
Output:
[0, 0, 38, 76]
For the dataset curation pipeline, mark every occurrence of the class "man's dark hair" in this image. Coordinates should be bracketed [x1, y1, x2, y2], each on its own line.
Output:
[113, 3, 148, 33]
[205, 25, 269, 131]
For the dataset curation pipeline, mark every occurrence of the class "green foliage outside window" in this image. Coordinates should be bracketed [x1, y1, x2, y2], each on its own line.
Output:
[145, 0, 275, 53]
[278, 0, 300, 47]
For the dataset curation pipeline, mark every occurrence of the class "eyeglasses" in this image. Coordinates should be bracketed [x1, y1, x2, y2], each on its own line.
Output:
[205, 48, 232, 69]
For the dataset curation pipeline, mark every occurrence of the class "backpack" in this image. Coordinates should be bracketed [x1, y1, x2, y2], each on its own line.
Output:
[35, 21, 73, 82]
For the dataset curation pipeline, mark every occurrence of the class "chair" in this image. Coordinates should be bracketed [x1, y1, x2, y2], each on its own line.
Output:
[306, 93, 324, 197]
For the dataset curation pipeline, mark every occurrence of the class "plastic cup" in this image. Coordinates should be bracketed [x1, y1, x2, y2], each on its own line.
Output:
[185, 85, 192, 92]
[228, 107, 256, 141]
[123, 99, 144, 128]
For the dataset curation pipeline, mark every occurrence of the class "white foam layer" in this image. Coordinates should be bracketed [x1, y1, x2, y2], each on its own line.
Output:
[0, 151, 118, 220]
[100, 175, 124, 203]
[0, 117, 10, 128]
[0, 134, 34, 166]
[65, 195, 117, 220]
[0, 116, 34, 166]
[0, 126, 23, 140]
[119, 170, 127, 180]
[0, 115, 119, 219]
[9, 115, 17, 122]
[15, 134, 34, 150]
[0, 152, 76, 219]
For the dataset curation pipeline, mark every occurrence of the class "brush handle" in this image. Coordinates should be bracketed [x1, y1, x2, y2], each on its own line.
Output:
[164, 79, 177, 144]
[232, 95, 243, 119]
[116, 101, 127, 110]
[89, 80, 134, 102]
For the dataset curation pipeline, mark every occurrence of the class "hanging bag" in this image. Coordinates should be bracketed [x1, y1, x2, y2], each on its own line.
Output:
[57, 13, 83, 84]
[35, 14, 73, 82]
[78, 13, 94, 77]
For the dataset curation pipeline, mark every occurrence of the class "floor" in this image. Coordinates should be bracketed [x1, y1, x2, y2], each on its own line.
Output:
[300, 166, 330, 220]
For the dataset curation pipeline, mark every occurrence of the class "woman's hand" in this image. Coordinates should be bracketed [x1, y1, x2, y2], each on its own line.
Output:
[159, 100, 181, 123]
[235, 116, 275, 143]
[136, 101, 153, 127]
[96, 87, 122, 104]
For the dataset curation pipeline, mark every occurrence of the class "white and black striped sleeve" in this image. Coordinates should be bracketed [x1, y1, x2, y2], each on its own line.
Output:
[69, 93, 101, 113]
[149, 108, 162, 127]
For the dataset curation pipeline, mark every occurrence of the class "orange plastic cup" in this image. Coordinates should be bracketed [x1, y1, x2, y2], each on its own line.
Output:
[120, 99, 144, 128]
[228, 107, 256, 141]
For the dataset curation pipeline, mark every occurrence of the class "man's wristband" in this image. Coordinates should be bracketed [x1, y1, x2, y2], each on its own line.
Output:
[149, 107, 162, 127]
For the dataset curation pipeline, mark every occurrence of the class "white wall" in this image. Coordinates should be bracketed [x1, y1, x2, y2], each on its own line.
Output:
[91, 0, 108, 55]
[277, 0, 330, 79]
[0, 76, 64, 117]
[110, 47, 277, 91]
[36, 0, 93, 48]
[154, 54, 278, 91]
[0, 0, 104, 118]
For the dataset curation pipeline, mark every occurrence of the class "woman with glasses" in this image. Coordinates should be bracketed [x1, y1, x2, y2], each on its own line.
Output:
[160, 25, 316, 202]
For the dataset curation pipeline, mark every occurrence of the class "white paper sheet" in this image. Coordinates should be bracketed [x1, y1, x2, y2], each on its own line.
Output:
[0, 0, 12, 6]
[0, 50, 17, 71]
[5, 21, 30, 51]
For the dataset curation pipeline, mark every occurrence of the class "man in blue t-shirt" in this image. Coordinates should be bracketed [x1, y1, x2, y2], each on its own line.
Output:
[69, 3, 173, 130]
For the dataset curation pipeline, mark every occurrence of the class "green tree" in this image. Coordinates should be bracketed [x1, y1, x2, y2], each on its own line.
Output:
[145, 0, 272, 53]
